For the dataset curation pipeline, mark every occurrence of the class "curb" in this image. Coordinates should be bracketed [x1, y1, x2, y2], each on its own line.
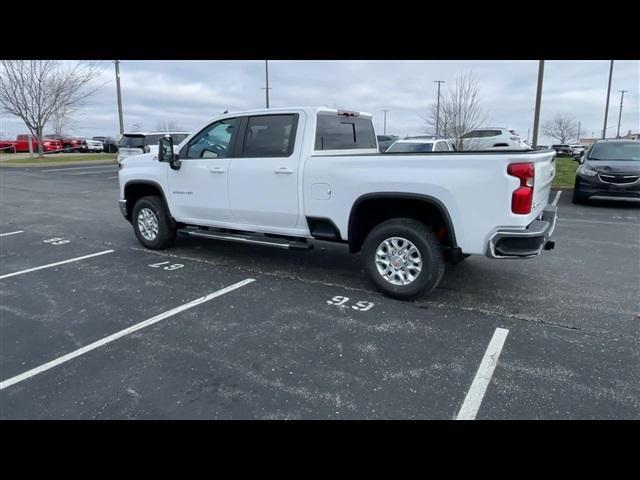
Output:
[0, 159, 117, 168]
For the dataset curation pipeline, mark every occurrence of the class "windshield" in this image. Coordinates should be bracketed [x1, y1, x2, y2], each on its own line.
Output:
[588, 142, 640, 161]
[386, 142, 433, 153]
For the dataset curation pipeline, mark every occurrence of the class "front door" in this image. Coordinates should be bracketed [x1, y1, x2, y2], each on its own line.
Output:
[167, 118, 238, 224]
[227, 113, 302, 229]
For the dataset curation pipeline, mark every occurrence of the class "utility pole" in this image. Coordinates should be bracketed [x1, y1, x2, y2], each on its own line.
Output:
[381, 109, 390, 135]
[616, 90, 629, 138]
[434, 80, 445, 135]
[532, 60, 545, 149]
[262, 60, 271, 109]
[602, 60, 614, 139]
[114, 60, 124, 136]
[577, 121, 581, 143]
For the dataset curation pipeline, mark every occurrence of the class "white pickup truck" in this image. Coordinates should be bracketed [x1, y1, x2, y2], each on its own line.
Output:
[118, 107, 557, 299]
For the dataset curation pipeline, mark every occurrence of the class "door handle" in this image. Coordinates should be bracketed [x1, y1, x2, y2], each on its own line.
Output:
[274, 168, 293, 174]
[209, 167, 225, 174]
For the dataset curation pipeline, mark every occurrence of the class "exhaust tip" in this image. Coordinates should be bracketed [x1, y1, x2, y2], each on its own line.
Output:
[544, 240, 555, 251]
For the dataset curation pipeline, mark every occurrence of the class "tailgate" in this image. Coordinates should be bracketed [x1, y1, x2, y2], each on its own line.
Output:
[532, 151, 556, 216]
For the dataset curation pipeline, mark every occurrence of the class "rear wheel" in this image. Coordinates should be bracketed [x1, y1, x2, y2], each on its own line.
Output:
[131, 196, 176, 249]
[362, 218, 445, 300]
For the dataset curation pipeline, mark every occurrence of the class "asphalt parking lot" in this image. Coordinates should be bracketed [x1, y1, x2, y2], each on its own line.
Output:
[1, 163, 638, 419]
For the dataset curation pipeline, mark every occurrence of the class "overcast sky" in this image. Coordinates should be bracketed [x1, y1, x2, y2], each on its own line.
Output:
[1, 60, 638, 144]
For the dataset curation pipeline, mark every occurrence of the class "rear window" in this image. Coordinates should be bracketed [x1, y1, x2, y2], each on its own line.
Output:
[315, 115, 377, 150]
[119, 135, 145, 148]
[386, 142, 434, 153]
[589, 142, 640, 161]
[119, 133, 189, 148]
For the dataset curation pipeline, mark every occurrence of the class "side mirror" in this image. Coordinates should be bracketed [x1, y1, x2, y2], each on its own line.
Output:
[158, 136, 181, 170]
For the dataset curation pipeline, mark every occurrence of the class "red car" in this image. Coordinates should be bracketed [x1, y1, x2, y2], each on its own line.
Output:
[0, 134, 64, 153]
[44, 134, 85, 152]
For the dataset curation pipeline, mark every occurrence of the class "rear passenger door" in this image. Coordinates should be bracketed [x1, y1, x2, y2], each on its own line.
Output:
[227, 113, 303, 229]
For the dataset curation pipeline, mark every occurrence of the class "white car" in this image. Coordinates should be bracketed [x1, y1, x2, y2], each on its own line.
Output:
[82, 138, 104, 152]
[118, 107, 556, 299]
[385, 137, 456, 153]
[461, 128, 530, 150]
[117, 131, 191, 165]
[570, 144, 586, 156]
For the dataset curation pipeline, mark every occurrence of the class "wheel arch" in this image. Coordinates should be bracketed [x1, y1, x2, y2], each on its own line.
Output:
[123, 180, 177, 227]
[347, 192, 459, 254]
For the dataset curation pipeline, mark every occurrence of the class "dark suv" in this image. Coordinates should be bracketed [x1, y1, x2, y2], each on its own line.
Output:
[93, 136, 119, 153]
[573, 140, 640, 204]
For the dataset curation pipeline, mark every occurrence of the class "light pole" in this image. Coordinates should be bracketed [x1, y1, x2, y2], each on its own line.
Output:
[434, 80, 445, 135]
[114, 60, 124, 136]
[381, 109, 390, 135]
[532, 60, 545, 148]
[262, 60, 272, 109]
[616, 90, 629, 138]
[602, 60, 614, 139]
[577, 121, 581, 143]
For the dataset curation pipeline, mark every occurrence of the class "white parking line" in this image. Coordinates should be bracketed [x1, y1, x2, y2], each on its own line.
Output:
[69, 170, 119, 176]
[41, 165, 117, 172]
[0, 231, 24, 237]
[0, 250, 114, 280]
[0, 278, 256, 391]
[456, 327, 509, 420]
[559, 217, 639, 227]
[552, 190, 562, 206]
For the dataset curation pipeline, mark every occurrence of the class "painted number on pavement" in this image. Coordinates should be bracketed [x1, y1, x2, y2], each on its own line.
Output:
[149, 261, 184, 271]
[326, 296, 375, 311]
[43, 237, 70, 245]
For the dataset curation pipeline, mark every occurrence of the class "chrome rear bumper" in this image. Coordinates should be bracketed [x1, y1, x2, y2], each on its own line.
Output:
[487, 205, 557, 259]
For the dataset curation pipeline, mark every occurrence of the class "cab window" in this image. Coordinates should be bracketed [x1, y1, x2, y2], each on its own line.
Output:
[185, 119, 237, 159]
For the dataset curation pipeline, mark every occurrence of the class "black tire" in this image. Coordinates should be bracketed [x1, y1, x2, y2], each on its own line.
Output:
[361, 218, 445, 300]
[131, 195, 177, 249]
[572, 187, 587, 205]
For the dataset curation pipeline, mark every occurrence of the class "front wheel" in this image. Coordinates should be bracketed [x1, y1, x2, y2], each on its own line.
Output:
[572, 186, 588, 205]
[362, 218, 445, 300]
[131, 196, 177, 249]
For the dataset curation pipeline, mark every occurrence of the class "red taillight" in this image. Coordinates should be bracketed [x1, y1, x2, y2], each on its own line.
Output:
[507, 162, 535, 214]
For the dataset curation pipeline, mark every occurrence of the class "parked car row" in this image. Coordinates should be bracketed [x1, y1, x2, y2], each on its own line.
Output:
[0, 133, 121, 154]
[378, 128, 531, 154]
[551, 143, 588, 158]
[0, 134, 64, 153]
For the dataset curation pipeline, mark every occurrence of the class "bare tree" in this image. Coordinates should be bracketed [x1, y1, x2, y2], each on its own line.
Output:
[422, 71, 486, 150]
[542, 113, 579, 144]
[50, 107, 77, 136]
[154, 120, 185, 131]
[0, 60, 101, 156]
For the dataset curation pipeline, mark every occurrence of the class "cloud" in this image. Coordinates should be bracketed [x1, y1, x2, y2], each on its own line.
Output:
[1, 60, 637, 143]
